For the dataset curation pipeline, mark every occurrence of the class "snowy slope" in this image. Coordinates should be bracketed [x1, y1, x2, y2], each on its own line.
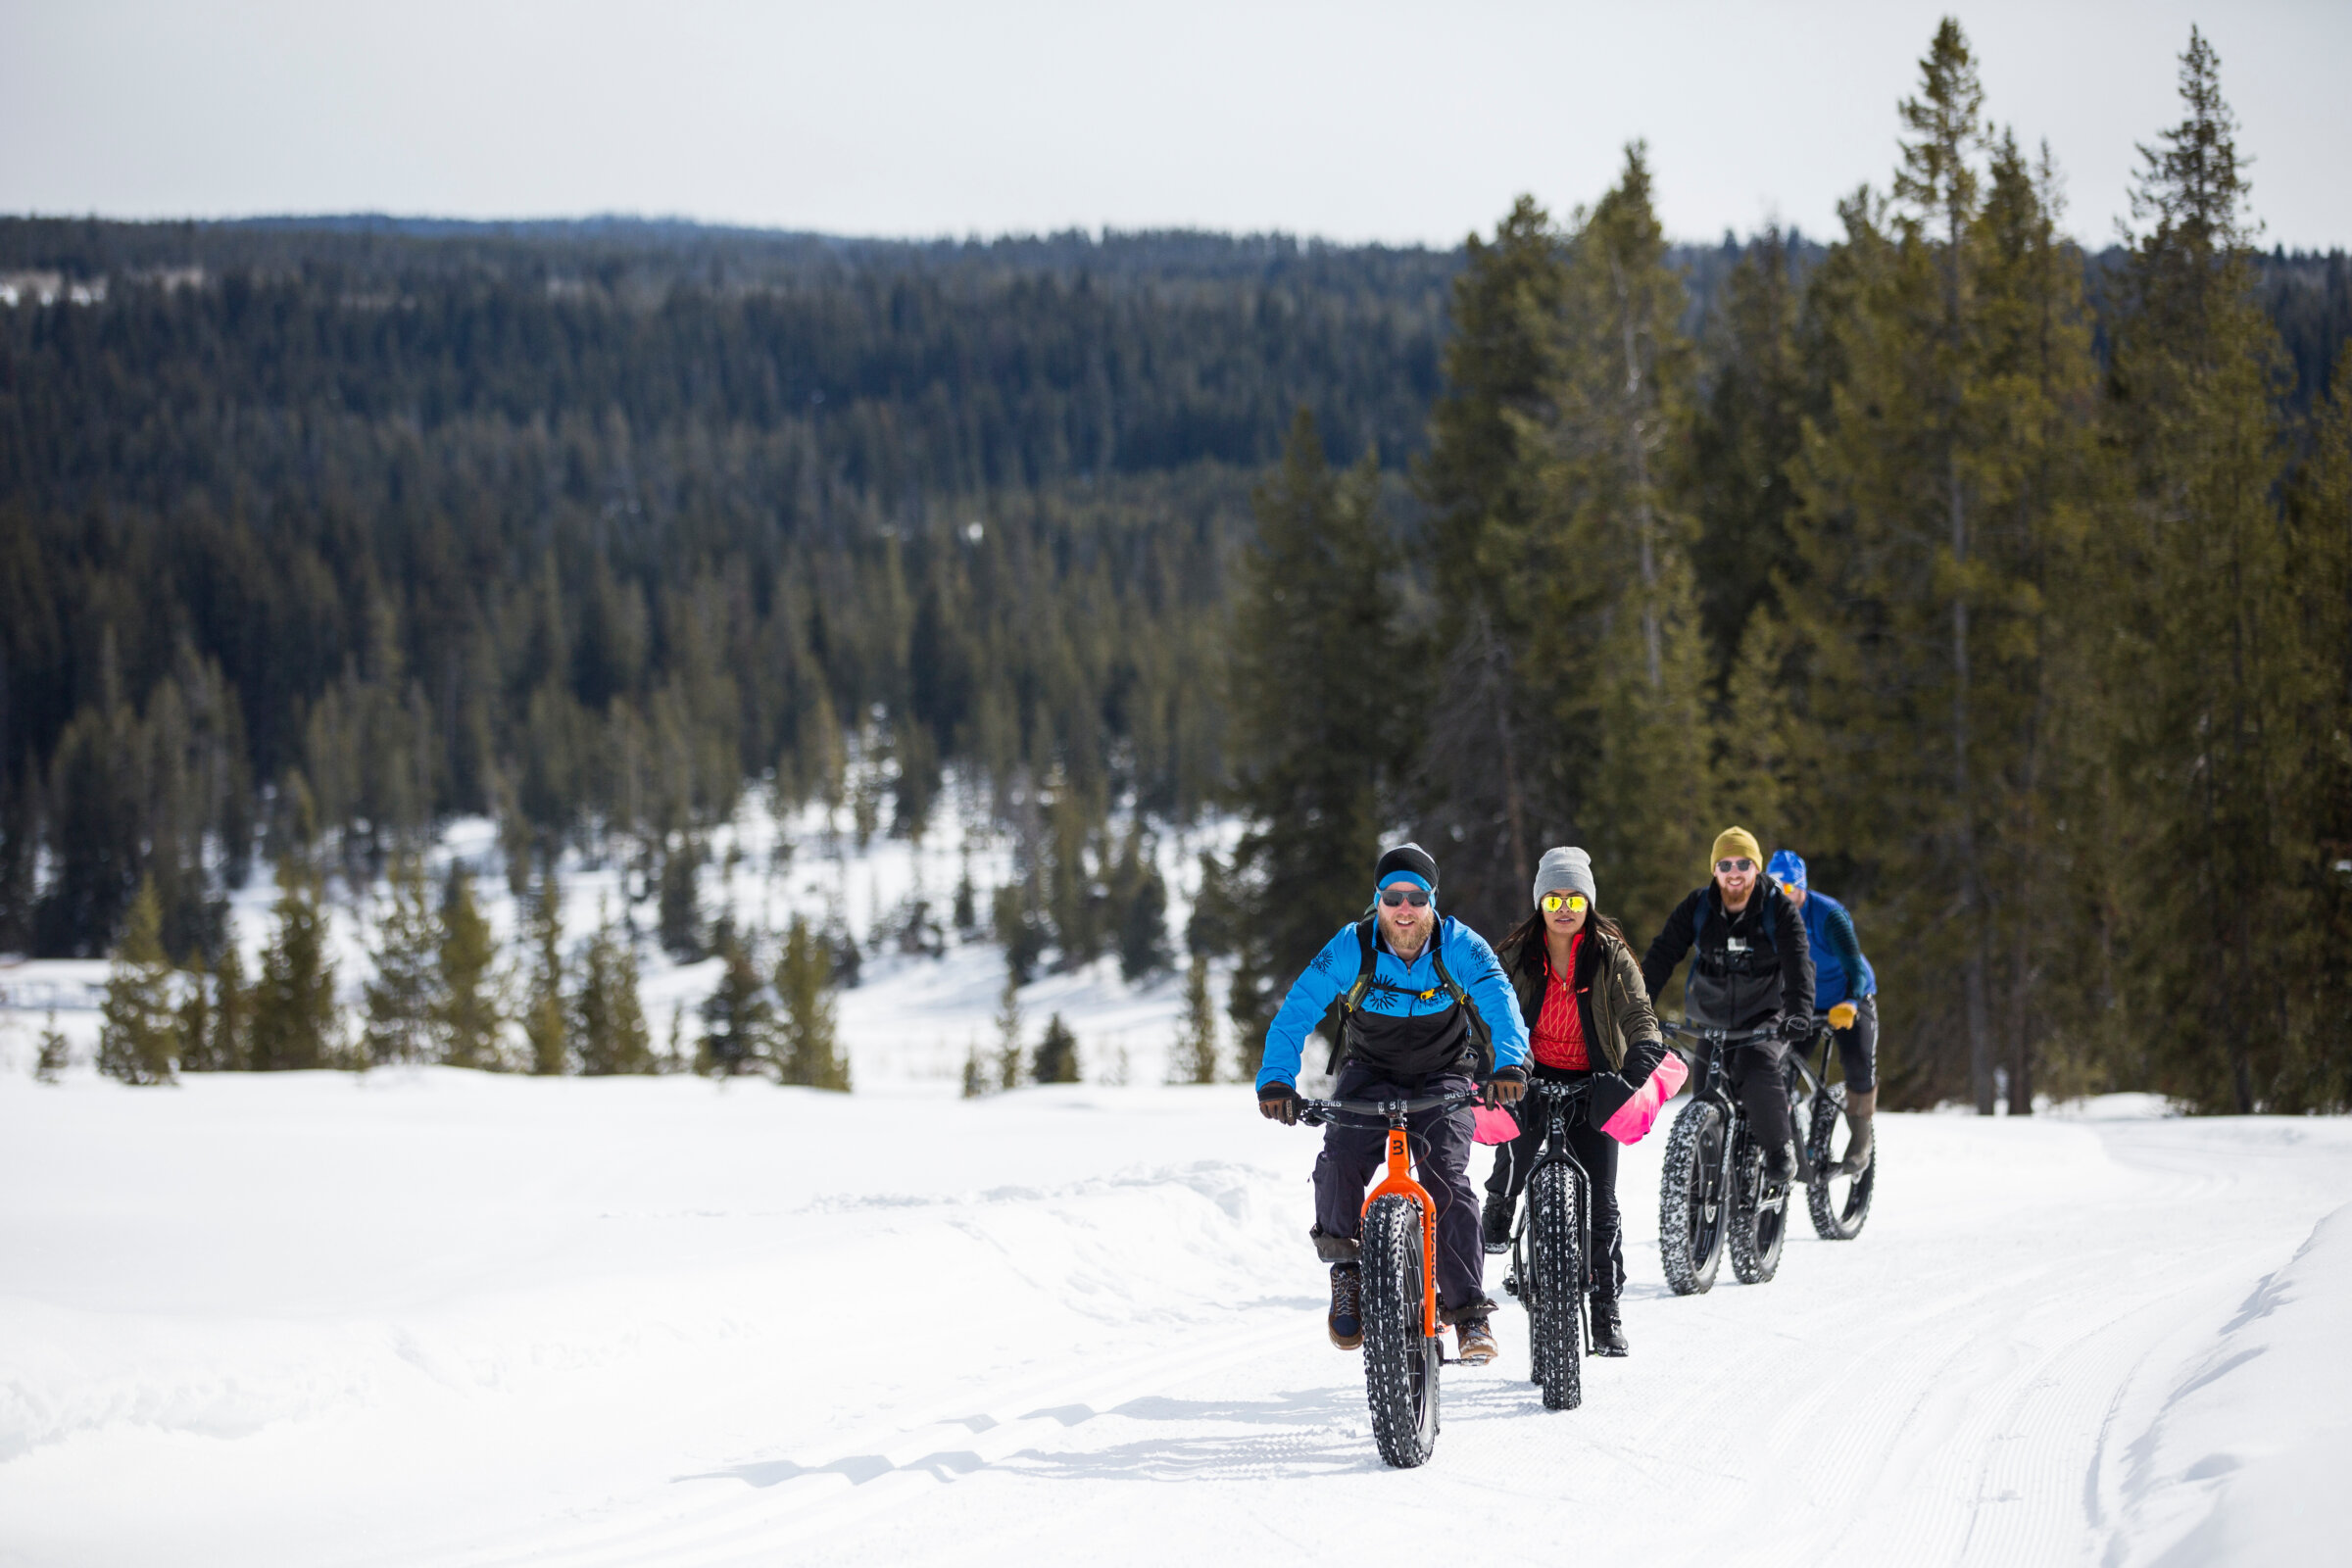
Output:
[3, 1070, 2348, 1568]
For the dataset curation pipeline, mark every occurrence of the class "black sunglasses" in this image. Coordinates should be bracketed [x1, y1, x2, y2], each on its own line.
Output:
[1379, 886, 1431, 908]
[1714, 858, 1755, 874]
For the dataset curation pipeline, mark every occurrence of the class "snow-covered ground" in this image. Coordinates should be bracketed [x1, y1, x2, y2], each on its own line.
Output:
[3, 1068, 2346, 1568]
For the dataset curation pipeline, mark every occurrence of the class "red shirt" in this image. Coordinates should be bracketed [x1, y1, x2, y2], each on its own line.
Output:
[1531, 934, 1589, 1070]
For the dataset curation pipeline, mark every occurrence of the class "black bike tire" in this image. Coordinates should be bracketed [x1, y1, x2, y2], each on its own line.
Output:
[1804, 1087, 1876, 1240]
[1657, 1100, 1727, 1296]
[1727, 1136, 1788, 1285]
[1360, 1193, 1441, 1468]
[1527, 1160, 1584, 1411]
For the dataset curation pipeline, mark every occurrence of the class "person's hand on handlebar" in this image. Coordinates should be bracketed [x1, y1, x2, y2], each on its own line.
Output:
[1484, 1066, 1527, 1109]
[1777, 1012, 1814, 1045]
[1257, 1081, 1300, 1125]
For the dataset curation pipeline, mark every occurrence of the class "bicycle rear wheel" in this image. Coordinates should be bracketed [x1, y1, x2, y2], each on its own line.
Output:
[1728, 1138, 1788, 1284]
[1525, 1160, 1584, 1411]
[1658, 1100, 1728, 1296]
[1360, 1193, 1441, 1467]
[1805, 1087, 1876, 1240]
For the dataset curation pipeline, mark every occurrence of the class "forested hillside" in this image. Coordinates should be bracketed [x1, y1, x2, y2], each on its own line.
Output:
[4, 22, 2347, 1112]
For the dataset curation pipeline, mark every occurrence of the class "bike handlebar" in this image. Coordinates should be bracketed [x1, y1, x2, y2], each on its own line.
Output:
[1661, 1021, 1781, 1048]
[1295, 1089, 1484, 1128]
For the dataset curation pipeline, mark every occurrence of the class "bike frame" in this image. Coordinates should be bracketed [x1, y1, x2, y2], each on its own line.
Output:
[1514, 1082, 1594, 1351]
[1362, 1107, 1443, 1342]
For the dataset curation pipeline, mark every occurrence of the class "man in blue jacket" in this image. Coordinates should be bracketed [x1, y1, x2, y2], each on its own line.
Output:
[1256, 844, 1530, 1364]
[1767, 850, 1879, 1174]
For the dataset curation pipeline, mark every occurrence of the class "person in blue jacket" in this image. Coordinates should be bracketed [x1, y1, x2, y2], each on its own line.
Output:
[1256, 843, 1530, 1365]
[1767, 850, 1879, 1173]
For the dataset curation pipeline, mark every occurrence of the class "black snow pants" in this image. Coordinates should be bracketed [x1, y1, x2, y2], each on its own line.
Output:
[1724, 1037, 1794, 1153]
[1481, 1066, 1625, 1300]
[1833, 994, 1880, 1095]
[1312, 1065, 1486, 1314]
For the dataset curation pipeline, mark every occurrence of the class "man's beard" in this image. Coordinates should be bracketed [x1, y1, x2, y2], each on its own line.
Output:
[1386, 911, 1434, 957]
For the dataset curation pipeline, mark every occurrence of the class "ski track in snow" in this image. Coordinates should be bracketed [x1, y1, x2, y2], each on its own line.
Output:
[3, 1071, 2348, 1568]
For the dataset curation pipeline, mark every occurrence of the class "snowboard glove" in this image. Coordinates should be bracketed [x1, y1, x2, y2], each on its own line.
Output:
[1585, 1070, 1636, 1127]
[1258, 1082, 1300, 1125]
[1484, 1066, 1528, 1108]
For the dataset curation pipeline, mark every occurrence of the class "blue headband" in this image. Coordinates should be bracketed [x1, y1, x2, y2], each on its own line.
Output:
[1378, 871, 1434, 898]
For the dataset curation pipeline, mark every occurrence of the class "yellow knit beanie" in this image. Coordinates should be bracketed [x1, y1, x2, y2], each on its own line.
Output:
[1711, 826, 1762, 870]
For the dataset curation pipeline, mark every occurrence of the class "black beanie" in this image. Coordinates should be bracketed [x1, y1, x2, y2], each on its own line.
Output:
[1374, 842, 1439, 892]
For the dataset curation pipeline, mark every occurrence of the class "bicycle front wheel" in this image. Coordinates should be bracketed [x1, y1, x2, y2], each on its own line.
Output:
[1360, 1193, 1441, 1467]
[1728, 1138, 1788, 1285]
[1658, 1099, 1728, 1296]
[1526, 1160, 1584, 1411]
[1805, 1086, 1876, 1240]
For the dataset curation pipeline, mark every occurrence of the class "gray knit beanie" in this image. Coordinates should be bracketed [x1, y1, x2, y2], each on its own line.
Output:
[1533, 846, 1596, 909]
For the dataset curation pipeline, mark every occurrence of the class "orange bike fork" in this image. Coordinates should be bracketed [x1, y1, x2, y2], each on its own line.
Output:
[1362, 1124, 1442, 1341]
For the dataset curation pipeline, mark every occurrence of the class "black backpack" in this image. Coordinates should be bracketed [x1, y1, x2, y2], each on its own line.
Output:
[1324, 915, 1495, 1076]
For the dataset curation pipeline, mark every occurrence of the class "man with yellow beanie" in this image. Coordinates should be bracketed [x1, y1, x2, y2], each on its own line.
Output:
[1639, 827, 1815, 1184]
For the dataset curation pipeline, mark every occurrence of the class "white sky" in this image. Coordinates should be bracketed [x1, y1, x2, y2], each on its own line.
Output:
[3, 1, 2346, 251]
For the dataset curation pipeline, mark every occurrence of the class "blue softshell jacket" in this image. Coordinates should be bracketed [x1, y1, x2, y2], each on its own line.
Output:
[1799, 889, 1877, 1009]
[1254, 915, 1532, 1090]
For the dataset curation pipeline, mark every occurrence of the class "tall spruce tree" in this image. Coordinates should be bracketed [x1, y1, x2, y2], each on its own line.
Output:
[697, 924, 770, 1078]
[2100, 28, 2307, 1110]
[1173, 950, 1222, 1084]
[1414, 198, 1572, 935]
[521, 870, 568, 1075]
[97, 877, 179, 1085]
[1523, 145, 1718, 938]
[774, 914, 849, 1090]
[249, 864, 338, 1071]
[1032, 1012, 1081, 1084]
[2290, 345, 2352, 1108]
[572, 909, 654, 1075]
[1226, 412, 1403, 1045]
[435, 864, 502, 1069]
[1779, 22, 2098, 1108]
[364, 856, 445, 1065]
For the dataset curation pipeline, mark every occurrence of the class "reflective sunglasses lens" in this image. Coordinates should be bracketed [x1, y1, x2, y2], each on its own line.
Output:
[1381, 887, 1429, 907]
[1716, 858, 1754, 873]
[1541, 893, 1590, 913]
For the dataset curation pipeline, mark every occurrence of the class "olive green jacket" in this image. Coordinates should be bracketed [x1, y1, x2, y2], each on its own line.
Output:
[1496, 923, 1667, 1083]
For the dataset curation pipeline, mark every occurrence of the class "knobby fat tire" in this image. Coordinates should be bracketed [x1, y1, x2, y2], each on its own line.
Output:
[1728, 1139, 1788, 1285]
[1360, 1194, 1441, 1468]
[1658, 1099, 1726, 1296]
[1805, 1086, 1876, 1241]
[1527, 1160, 1584, 1412]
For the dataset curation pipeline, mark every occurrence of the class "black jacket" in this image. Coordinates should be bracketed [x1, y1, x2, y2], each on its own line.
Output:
[1641, 881, 1814, 1036]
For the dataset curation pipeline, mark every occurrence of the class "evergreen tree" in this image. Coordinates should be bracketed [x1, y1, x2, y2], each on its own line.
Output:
[1227, 412, 1402, 1045]
[1173, 950, 1222, 1084]
[994, 970, 1025, 1090]
[364, 856, 445, 1065]
[657, 839, 706, 960]
[249, 864, 338, 1071]
[97, 877, 178, 1084]
[34, 1011, 69, 1083]
[1108, 826, 1171, 982]
[1414, 197, 1572, 935]
[572, 909, 653, 1075]
[2289, 345, 2352, 1108]
[435, 864, 502, 1069]
[1032, 1011, 1081, 1084]
[521, 870, 568, 1076]
[697, 925, 771, 1077]
[193, 941, 251, 1072]
[774, 914, 849, 1090]
[176, 952, 213, 1072]
[2099, 28, 2309, 1110]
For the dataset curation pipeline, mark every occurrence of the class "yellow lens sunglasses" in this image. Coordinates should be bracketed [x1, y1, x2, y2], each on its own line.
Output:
[1540, 892, 1589, 914]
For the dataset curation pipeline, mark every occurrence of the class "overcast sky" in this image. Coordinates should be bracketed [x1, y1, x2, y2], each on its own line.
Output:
[3, 1, 2346, 250]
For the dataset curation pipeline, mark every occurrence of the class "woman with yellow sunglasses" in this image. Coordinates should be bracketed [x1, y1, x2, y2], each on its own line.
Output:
[1479, 847, 1669, 1355]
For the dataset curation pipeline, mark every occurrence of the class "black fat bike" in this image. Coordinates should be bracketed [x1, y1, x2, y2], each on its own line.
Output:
[1494, 1078, 1595, 1411]
[1656, 1021, 1878, 1295]
[1294, 1089, 1484, 1468]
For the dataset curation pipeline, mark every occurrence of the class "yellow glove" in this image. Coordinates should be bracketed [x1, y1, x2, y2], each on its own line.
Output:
[1828, 1002, 1859, 1030]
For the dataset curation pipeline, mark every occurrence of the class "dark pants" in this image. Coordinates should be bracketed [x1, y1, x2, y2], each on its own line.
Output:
[1482, 1068, 1624, 1300]
[1312, 1066, 1485, 1313]
[1724, 1037, 1794, 1152]
[1833, 994, 1880, 1094]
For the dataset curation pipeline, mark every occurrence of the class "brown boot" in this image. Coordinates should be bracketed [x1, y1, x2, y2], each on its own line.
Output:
[1455, 1317, 1498, 1365]
[1328, 1264, 1363, 1349]
[1837, 1089, 1877, 1176]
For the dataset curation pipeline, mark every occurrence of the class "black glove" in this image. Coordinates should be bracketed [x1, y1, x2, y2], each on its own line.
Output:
[1778, 1012, 1813, 1045]
[1258, 1082, 1300, 1125]
[1586, 1070, 1636, 1126]
[1484, 1066, 1528, 1109]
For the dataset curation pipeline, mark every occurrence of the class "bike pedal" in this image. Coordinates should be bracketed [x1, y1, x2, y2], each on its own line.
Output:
[1501, 1275, 1520, 1297]
[1483, 1241, 1510, 1255]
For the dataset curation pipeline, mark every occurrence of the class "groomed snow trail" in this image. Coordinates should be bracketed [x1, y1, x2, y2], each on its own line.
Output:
[2, 1076, 2345, 1568]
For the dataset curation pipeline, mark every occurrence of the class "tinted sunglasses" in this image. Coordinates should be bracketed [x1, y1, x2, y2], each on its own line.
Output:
[1715, 857, 1755, 874]
[1379, 886, 1431, 908]
[1540, 892, 1589, 914]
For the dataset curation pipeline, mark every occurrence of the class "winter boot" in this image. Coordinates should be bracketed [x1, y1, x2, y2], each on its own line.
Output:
[1455, 1317, 1499, 1365]
[1591, 1298, 1628, 1357]
[1837, 1089, 1877, 1176]
[1328, 1263, 1363, 1349]
[1761, 1139, 1795, 1187]
[1480, 1192, 1514, 1253]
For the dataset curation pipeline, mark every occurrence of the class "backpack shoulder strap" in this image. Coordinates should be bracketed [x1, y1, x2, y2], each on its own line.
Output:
[1326, 916, 1379, 1073]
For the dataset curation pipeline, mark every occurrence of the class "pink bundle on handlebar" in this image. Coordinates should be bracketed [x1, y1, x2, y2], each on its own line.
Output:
[1470, 1104, 1520, 1145]
[1597, 1054, 1690, 1146]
